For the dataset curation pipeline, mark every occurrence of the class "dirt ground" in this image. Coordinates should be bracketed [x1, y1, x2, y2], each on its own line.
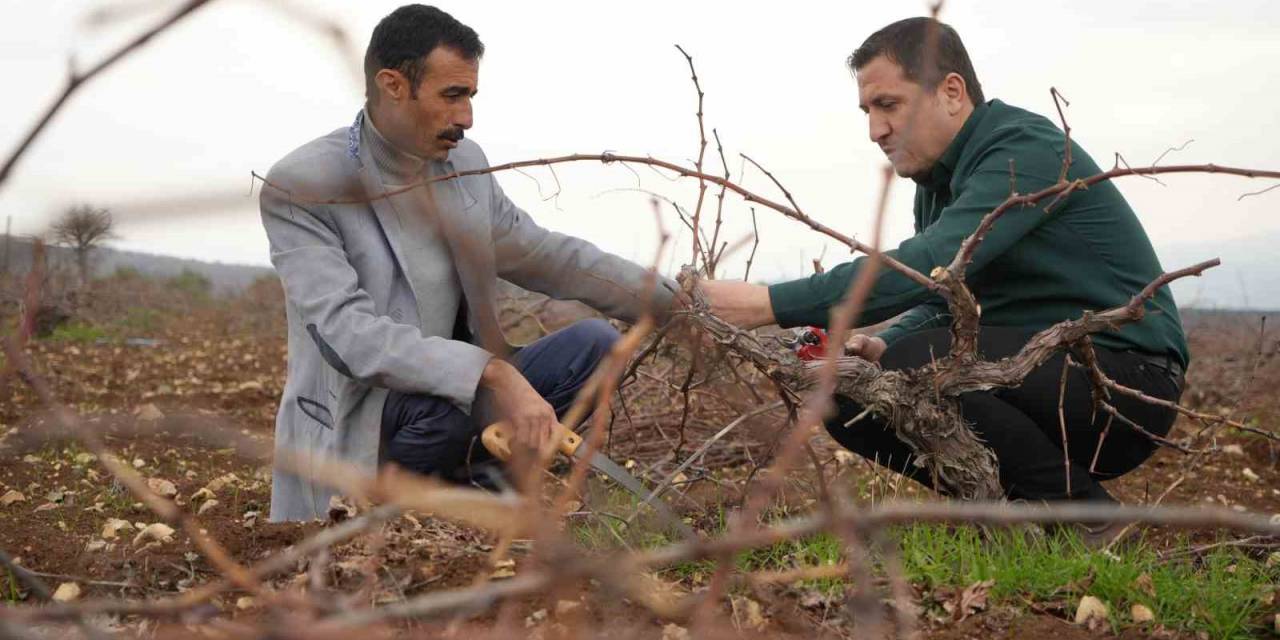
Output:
[1, 281, 1277, 638]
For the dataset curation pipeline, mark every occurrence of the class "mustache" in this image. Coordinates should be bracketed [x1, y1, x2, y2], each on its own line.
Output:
[439, 128, 465, 142]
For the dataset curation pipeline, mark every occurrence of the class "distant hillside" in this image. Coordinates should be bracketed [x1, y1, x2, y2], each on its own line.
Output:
[1161, 231, 1280, 311]
[2, 231, 1275, 308]
[1, 236, 274, 294]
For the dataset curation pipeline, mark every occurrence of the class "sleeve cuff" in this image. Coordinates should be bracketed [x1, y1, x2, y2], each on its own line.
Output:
[767, 278, 827, 329]
[874, 324, 909, 346]
[425, 338, 494, 412]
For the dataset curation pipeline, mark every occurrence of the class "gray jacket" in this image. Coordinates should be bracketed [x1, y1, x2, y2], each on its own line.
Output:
[261, 111, 673, 521]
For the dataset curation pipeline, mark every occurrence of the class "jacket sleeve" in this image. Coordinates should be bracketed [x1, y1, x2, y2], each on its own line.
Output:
[767, 140, 1060, 329]
[874, 299, 952, 345]
[480, 162, 677, 323]
[260, 173, 493, 409]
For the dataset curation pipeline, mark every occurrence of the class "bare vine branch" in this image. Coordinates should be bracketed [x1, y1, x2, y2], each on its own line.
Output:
[0, 0, 216, 189]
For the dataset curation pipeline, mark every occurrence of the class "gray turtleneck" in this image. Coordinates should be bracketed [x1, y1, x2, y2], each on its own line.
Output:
[360, 110, 465, 343]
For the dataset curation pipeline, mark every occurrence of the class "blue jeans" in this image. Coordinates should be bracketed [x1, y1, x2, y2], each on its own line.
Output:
[380, 319, 619, 486]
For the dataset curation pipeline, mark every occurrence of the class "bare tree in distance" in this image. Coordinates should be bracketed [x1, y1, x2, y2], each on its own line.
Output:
[49, 204, 116, 286]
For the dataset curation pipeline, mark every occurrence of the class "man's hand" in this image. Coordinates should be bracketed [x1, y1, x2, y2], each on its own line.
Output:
[480, 359, 556, 450]
[845, 334, 888, 363]
[698, 280, 776, 329]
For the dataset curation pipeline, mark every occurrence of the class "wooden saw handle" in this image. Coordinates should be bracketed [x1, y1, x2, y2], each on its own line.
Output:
[481, 421, 583, 461]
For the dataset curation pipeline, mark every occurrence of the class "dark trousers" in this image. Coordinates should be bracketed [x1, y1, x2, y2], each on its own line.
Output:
[381, 318, 620, 485]
[826, 327, 1183, 502]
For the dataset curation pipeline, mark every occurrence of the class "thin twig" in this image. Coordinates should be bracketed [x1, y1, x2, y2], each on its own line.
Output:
[743, 208, 760, 282]
[0, 0, 216, 188]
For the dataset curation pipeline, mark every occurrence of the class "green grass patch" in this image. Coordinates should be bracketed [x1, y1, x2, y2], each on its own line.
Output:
[896, 524, 1275, 639]
[43, 321, 107, 344]
[571, 497, 1278, 639]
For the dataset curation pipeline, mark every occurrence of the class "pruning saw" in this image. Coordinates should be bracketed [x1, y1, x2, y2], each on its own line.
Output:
[481, 421, 695, 539]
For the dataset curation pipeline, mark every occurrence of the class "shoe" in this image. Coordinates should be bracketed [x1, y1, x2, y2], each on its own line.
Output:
[1075, 520, 1139, 551]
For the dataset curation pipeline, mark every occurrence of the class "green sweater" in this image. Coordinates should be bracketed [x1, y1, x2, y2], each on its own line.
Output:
[767, 99, 1189, 367]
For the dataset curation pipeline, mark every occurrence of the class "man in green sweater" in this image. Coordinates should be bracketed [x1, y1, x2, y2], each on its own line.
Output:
[701, 17, 1186, 508]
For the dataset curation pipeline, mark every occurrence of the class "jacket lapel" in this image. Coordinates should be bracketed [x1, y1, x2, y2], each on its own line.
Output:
[355, 142, 419, 304]
[428, 161, 509, 357]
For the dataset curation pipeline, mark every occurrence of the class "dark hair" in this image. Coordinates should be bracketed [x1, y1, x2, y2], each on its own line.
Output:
[848, 17, 984, 106]
[364, 5, 484, 103]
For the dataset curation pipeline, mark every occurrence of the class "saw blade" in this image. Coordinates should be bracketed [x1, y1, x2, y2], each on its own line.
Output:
[576, 449, 695, 539]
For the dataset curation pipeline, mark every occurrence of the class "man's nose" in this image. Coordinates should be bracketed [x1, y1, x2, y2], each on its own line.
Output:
[868, 114, 890, 144]
[455, 100, 473, 130]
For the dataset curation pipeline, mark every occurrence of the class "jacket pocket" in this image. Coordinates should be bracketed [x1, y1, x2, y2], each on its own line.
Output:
[296, 395, 334, 430]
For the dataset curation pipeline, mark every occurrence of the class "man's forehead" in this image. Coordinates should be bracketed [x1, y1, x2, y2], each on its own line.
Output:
[422, 46, 479, 85]
[856, 55, 906, 88]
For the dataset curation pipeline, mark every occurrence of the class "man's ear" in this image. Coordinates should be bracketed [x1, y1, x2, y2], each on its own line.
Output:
[940, 72, 968, 116]
[374, 69, 408, 103]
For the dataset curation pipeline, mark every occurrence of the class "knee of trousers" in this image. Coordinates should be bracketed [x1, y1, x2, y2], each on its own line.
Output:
[571, 318, 620, 346]
[563, 318, 621, 361]
[383, 397, 478, 474]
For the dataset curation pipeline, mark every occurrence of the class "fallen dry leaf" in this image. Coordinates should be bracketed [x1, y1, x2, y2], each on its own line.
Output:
[102, 518, 134, 539]
[52, 582, 81, 602]
[236, 596, 257, 611]
[1131, 603, 1155, 623]
[33, 502, 59, 513]
[1074, 595, 1109, 629]
[554, 599, 582, 617]
[944, 579, 994, 622]
[197, 499, 219, 516]
[146, 478, 178, 499]
[136, 404, 165, 422]
[742, 597, 767, 630]
[327, 495, 357, 523]
[660, 624, 690, 640]
[524, 608, 547, 628]
[190, 487, 216, 503]
[132, 522, 176, 547]
[490, 558, 516, 580]
[1, 490, 26, 506]
[205, 473, 240, 493]
[1133, 573, 1156, 597]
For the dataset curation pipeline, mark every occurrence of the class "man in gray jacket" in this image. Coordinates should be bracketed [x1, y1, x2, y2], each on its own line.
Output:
[261, 5, 674, 521]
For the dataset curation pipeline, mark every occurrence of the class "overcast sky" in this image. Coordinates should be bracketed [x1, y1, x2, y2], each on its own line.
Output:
[2, 1, 1278, 304]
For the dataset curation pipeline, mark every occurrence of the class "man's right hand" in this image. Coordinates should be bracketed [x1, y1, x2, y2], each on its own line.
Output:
[845, 334, 888, 363]
[480, 359, 556, 449]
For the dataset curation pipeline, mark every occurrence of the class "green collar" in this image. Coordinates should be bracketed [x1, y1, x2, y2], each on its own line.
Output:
[914, 100, 991, 192]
